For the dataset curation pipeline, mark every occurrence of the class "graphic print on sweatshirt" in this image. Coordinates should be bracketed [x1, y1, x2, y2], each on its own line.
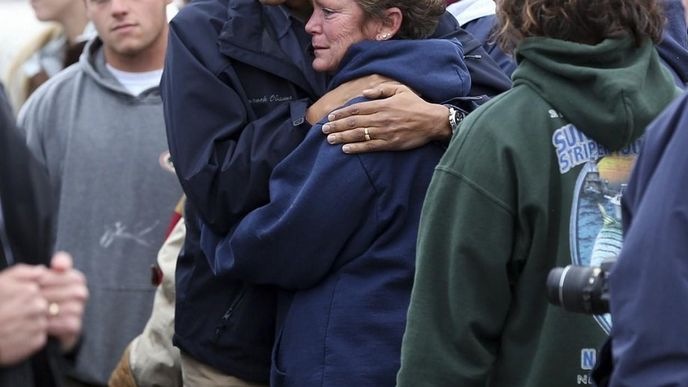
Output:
[552, 123, 642, 334]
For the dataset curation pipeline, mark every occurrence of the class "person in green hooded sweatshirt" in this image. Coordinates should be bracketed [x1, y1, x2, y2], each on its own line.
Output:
[396, 0, 681, 386]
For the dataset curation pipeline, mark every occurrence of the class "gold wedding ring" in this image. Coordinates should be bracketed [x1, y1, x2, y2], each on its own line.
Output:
[364, 127, 372, 141]
[48, 302, 60, 317]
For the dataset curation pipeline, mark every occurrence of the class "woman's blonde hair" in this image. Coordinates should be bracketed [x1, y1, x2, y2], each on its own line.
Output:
[3, 24, 63, 112]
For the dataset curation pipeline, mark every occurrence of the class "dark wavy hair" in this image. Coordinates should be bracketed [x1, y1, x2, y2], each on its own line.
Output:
[357, 0, 446, 39]
[495, 0, 665, 52]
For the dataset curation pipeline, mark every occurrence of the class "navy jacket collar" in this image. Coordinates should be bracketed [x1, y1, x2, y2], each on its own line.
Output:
[217, 0, 326, 97]
[330, 39, 470, 102]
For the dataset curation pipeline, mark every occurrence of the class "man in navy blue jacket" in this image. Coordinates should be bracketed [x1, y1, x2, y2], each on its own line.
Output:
[163, 1, 327, 384]
[161, 0, 511, 384]
[605, 90, 688, 387]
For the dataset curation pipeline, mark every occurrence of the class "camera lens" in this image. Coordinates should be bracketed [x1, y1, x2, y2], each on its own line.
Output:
[546, 267, 567, 307]
[547, 265, 604, 314]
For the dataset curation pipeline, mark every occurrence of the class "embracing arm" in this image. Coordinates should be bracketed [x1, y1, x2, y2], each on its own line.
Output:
[321, 83, 453, 154]
[305, 74, 396, 125]
[200, 125, 376, 290]
[162, 17, 313, 234]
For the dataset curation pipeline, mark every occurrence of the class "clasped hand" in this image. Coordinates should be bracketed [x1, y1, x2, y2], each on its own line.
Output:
[0, 252, 88, 365]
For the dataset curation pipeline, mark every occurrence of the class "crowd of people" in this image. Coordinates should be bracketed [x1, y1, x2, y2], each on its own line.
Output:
[0, 0, 687, 386]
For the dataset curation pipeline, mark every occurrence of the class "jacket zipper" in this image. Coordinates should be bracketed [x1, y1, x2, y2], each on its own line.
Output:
[213, 287, 248, 341]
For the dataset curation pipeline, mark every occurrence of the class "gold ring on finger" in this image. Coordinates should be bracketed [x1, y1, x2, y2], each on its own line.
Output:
[364, 127, 372, 141]
[48, 302, 60, 317]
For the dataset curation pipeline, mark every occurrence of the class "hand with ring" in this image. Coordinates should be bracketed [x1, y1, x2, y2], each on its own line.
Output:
[39, 252, 89, 352]
[322, 83, 453, 154]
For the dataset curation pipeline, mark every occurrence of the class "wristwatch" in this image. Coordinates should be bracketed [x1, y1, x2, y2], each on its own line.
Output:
[445, 104, 465, 136]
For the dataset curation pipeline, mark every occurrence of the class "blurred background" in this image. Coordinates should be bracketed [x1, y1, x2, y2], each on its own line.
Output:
[0, 0, 181, 78]
[0, 0, 46, 77]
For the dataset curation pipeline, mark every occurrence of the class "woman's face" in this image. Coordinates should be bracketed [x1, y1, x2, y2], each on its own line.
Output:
[305, 0, 381, 72]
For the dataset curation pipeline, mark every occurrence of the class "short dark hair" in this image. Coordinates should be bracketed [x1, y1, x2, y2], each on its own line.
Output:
[495, 0, 665, 52]
[357, 0, 446, 39]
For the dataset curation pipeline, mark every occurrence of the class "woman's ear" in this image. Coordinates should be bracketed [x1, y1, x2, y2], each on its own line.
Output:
[375, 7, 402, 40]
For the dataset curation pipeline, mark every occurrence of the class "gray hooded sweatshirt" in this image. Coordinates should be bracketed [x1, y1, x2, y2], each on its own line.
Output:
[19, 37, 182, 385]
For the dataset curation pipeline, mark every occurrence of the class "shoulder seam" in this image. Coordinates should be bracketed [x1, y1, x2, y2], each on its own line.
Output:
[434, 166, 515, 216]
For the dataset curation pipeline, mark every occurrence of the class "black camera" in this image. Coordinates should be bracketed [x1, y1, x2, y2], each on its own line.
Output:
[546, 260, 614, 315]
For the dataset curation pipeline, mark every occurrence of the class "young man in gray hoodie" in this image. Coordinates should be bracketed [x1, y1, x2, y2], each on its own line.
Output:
[18, 0, 181, 385]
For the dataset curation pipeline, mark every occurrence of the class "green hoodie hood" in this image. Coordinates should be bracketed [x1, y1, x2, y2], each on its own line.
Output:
[512, 37, 678, 150]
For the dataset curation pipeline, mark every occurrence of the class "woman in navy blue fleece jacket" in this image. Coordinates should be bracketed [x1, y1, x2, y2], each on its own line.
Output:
[199, 0, 470, 385]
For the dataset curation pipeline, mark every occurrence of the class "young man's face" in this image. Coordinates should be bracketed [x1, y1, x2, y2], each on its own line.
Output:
[85, 0, 170, 63]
